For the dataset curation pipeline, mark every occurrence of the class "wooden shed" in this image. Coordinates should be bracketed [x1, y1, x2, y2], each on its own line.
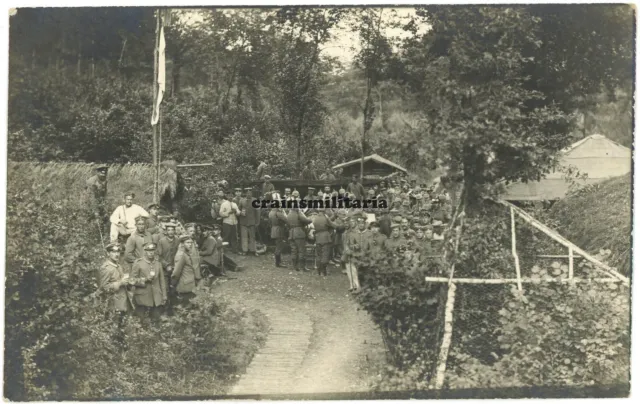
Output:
[503, 134, 632, 201]
[332, 154, 408, 178]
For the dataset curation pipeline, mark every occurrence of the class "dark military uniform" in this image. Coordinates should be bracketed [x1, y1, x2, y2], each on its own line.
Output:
[269, 208, 288, 267]
[98, 258, 132, 313]
[287, 210, 312, 271]
[124, 231, 159, 271]
[131, 256, 166, 320]
[239, 193, 260, 255]
[171, 248, 200, 307]
[98, 245, 132, 347]
[312, 212, 340, 275]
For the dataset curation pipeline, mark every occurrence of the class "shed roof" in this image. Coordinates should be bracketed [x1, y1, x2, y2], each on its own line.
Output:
[332, 154, 408, 173]
[502, 134, 631, 201]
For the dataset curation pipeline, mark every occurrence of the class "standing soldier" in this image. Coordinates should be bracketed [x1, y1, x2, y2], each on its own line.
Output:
[171, 235, 200, 307]
[211, 190, 224, 223]
[239, 187, 260, 256]
[157, 222, 180, 287]
[370, 221, 388, 251]
[130, 243, 166, 322]
[146, 203, 161, 236]
[344, 217, 370, 292]
[86, 164, 109, 234]
[300, 160, 318, 180]
[232, 188, 243, 205]
[385, 223, 406, 257]
[124, 216, 159, 271]
[332, 210, 347, 264]
[219, 193, 241, 254]
[319, 167, 336, 181]
[287, 206, 312, 272]
[269, 206, 289, 268]
[261, 175, 275, 198]
[256, 161, 269, 180]
[305, 187, 316, 202]
[312, 209, 340, 276]
[98, 243, 134, 345]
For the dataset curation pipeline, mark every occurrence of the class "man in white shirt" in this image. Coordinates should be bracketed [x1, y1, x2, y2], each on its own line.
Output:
[110, 192, 149, 243]
[219, 193, 241, 254]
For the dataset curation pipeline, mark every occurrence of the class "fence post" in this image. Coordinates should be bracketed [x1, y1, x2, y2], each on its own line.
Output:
[434, 283, 456, 389]
[568, 247, 574, 280]
[510, 207, 523, 291]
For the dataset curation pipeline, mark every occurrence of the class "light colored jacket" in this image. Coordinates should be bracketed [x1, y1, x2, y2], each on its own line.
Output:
[219, 200, 240, 225]
[110, 204, 149, 232]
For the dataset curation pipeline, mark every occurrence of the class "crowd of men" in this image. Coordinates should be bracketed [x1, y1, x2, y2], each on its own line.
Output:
[87, 163, 453, 324]
[261, 173, 452, 292]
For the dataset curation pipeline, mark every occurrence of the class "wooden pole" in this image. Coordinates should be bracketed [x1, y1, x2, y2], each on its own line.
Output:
[510, 207, 523, 291]
[425, 276, 624, 284]
[497, 200, 629, 285]
[152, 10, 161, 204]
[568, 247, 574, 280]
[434, 283, 456, 389]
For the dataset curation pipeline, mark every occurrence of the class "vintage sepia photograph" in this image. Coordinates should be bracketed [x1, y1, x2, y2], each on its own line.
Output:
[2, 2, 634, 400]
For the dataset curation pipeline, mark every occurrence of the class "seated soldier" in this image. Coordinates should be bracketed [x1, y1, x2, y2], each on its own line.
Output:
[199, 224, 226, 278]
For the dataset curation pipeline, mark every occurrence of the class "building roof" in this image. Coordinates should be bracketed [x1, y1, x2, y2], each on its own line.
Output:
[503, 134, 631, 201]
[331, 154, 408, 173]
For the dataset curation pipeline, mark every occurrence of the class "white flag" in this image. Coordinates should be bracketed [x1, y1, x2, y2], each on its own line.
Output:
[151, 24, 166, 125]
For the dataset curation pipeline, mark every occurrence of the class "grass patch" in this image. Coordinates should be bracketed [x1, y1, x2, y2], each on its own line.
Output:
[546, 175, 631, 275]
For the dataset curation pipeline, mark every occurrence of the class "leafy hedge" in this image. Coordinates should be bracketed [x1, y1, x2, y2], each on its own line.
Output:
[352, 201, 630, 392]
[4, 162, 269, 400]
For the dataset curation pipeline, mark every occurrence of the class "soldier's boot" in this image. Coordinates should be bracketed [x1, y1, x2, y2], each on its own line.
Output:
[275, 254, 286, 268]
[317, 263, 323, 276]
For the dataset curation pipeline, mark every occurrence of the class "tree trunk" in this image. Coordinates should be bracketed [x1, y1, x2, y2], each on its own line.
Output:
[171, 56, 181, 97]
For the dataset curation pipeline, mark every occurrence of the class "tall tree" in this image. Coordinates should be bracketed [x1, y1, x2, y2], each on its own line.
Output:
[273, 7, 344, 172]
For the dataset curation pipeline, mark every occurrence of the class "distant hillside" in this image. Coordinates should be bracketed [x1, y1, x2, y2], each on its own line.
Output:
[547, 175, 632, 275]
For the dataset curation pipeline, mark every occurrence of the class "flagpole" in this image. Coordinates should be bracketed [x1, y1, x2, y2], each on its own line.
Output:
[152, 10, 160, 204]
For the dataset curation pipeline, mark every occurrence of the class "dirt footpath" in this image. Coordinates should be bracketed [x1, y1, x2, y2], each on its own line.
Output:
[214, 253, 386, 396]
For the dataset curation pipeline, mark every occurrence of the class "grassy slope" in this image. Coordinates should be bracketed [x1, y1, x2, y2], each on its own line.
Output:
[546, 175, 632, 275]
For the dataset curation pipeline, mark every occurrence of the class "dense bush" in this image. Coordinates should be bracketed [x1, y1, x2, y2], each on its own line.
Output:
[353, 201, 630, 391]
[4, 163, 268, 400]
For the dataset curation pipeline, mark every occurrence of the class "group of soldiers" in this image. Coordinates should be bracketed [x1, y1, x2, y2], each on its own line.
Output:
[87, 165, 231, 327]
[87, 162, 453, 318]
[264, 174, 452, 292]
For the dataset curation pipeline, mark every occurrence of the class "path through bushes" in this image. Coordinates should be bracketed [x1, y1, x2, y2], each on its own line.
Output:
[214, 254, 386, 396]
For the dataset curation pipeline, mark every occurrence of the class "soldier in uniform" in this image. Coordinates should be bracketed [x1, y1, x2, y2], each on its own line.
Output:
[332, 209, 347, 263]
[146, 203, 161, 236]
[199, 224, 226, 279]
[269, 205, 289, 268]
[370, 221, 388, 251]
[171, 235, 200, 307]
[401, 217, 415, 240]
[239, 187, 260, 256]
[86, 165, 109, 233]
[261, 175, 275, 198]
[131, 242, 167, 322]
[312, 209, 341, 276]
[343, 217, 370, 292]
[232, 188, 243, 205]
[98, 243, 134, 346]
[305, 187, 316, 202]
[301, 160, 318, 180]
[156, 222, 179, 312]
[385, 223, 406, 257]
[124, 216, 159, 271]
[287, 206, 312, 272]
